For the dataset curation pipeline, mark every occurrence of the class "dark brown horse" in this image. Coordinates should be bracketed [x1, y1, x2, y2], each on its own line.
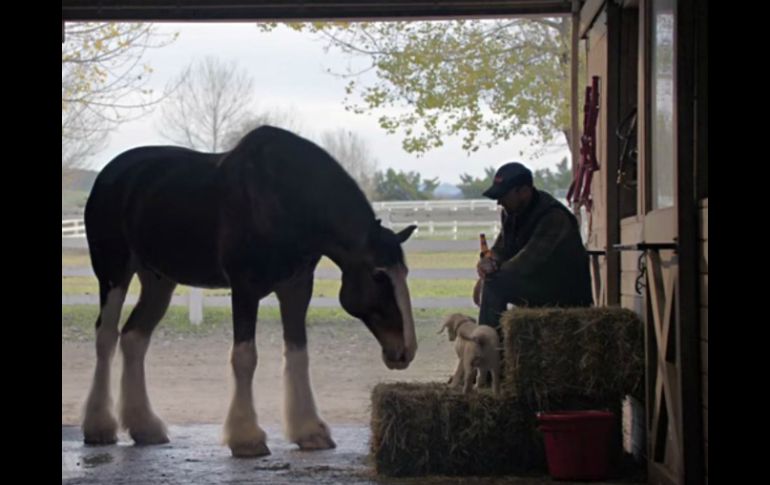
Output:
[81, 126, 417, 457]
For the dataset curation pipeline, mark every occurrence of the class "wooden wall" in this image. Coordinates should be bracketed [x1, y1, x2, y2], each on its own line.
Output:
[699, 198, 708, 483]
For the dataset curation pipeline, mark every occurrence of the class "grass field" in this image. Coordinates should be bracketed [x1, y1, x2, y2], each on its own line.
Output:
[62, 304, 477, 340]
[61, 274, 476, 299]
[62, 248, 478, 299]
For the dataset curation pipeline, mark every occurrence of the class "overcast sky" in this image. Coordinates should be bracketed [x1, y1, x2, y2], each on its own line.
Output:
[79, 22, 571, 186]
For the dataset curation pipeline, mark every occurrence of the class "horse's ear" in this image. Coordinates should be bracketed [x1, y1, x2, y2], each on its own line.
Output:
[396, 225, 417, 243]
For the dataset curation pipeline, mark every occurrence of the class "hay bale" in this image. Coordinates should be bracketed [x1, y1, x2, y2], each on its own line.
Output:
[368, 308, 641, 477]
[500, 307, 644, 410]
[370, 382, 546, 477]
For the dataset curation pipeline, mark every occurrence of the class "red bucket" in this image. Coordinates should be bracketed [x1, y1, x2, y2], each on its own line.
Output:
[537, 410, 615, 481]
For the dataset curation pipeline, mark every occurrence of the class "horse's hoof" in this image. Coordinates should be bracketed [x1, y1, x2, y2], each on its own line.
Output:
[230, 441, 271, 458]
[83, 415, 119, 445]
[297, 433, 336, 450]
[130, 430, 170, 445]
[83, 431, 118, 445]
[125, 416, 169, 445]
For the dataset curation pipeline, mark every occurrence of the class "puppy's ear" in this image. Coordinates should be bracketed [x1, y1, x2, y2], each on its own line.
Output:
[441, 314, 461, 340]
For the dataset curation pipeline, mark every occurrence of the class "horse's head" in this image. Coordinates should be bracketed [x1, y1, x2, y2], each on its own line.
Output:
[339, 222, 418, 370]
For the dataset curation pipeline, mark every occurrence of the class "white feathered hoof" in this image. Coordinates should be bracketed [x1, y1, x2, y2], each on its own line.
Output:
[225, 422, 271, 458]
[294, 421, 336, 450]
[124, 414, 169, 445]
[82, 411, 119, 445]
[229, 440, 271, 458]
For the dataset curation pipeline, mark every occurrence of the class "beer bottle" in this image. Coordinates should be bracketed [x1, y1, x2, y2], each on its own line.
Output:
[479, 233, 493, 259]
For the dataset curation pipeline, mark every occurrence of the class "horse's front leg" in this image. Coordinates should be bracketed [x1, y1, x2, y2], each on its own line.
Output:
[275, 270, 336, 450]
[118, 270, 176, 445]
[223, 279, 270, 457]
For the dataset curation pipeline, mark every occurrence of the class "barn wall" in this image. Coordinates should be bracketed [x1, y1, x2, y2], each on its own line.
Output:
[699, 198, 708, 482]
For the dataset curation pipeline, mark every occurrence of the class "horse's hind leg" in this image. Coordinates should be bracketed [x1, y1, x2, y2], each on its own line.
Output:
[275, 269, 335, 450]
[82, 250, 133, 445]
[118, 269, 176, 445]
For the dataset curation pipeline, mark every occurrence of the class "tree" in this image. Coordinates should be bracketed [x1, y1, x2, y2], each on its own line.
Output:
[159, 56, 255, 152]
[457, 158, 572, 199]
[62, 22, 177, 169]
[267, 19, 583, 156]
[457, 166, 497, 199]
[221, 112, 379, 198]
[221, 107, 306, 150]
[319, 129, 379, 199]
[533, 157, 573, 198]
[373, 169, 438, 201]
[62, 102, 109, 173]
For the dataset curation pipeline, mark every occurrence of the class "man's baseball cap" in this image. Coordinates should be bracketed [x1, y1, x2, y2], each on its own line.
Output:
[482, 162, 533, 199]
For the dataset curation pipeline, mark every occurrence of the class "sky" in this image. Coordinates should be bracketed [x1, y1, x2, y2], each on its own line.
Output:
[80, 22, 571, 186]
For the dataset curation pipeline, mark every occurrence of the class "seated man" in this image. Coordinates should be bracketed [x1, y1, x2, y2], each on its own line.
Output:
[475, 162, 593, 329]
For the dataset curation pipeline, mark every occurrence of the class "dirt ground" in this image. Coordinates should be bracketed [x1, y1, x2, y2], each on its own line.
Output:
[62, 319, 459, 428]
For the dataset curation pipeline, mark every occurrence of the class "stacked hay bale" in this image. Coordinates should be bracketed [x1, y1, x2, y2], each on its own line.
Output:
[370, 307, 644, 477]
[501, 307, 645, 410]
[370, 382, 545, 477]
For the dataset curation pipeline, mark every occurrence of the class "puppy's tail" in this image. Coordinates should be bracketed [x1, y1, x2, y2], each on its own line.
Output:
[460, 332, 496, 348]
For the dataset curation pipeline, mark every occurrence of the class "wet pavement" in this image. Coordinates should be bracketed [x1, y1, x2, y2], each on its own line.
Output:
[62, 424, 642, 485]
[64, 424, 380, 485]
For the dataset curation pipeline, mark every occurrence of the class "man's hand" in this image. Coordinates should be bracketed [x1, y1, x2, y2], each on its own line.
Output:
[476, 256, 498, 278]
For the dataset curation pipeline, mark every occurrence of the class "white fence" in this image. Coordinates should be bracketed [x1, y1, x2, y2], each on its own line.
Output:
[386, 220, 501, 240]
[62, 218, 86, 237]
[371, 199, 499, 212]
[373, 199, 502, 239]
[61, 218, 500, 240]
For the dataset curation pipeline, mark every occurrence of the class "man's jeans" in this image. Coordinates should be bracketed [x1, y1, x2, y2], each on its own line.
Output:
[477, 270, 552, 328]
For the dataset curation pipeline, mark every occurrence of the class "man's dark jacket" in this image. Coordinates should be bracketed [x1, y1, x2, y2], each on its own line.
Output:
[490, 189, 593, 306]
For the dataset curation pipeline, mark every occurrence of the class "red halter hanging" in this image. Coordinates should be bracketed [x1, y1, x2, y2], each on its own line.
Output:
[567, 75, 601, 213]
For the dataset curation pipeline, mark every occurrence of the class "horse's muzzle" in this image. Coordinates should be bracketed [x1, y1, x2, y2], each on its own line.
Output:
[382, 348, 414, 370]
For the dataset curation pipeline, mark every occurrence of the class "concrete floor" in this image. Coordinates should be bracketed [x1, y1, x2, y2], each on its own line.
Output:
[62, 424, 644, 485]
[64, 424, 379, 485]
